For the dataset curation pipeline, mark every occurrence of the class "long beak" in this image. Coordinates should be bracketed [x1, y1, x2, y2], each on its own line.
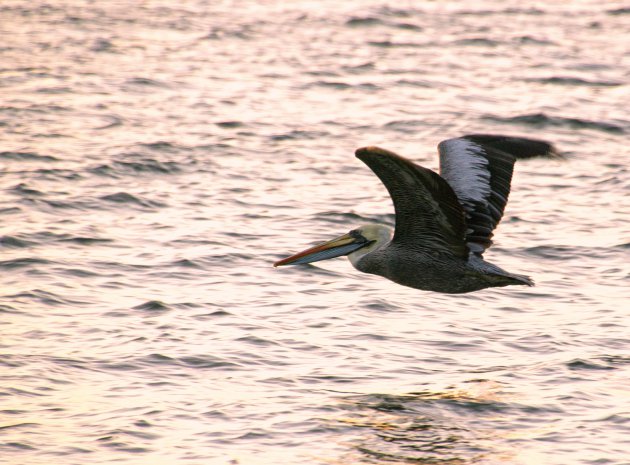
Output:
[274, 231, 368, 267]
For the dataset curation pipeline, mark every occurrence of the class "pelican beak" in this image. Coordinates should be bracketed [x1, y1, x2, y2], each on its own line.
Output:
[274, 231, 369, 267]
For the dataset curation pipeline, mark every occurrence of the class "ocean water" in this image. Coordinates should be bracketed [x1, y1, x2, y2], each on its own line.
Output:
[1, 1, 629, 464]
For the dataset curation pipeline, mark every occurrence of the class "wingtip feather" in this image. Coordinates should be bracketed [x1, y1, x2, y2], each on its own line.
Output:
[355, 146, 393, 158]
[460, 134, 563, 160]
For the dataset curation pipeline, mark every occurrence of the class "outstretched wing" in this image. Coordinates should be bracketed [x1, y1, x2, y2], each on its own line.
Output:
[356, 146, 468, 259]
[438, 134, 559, 255]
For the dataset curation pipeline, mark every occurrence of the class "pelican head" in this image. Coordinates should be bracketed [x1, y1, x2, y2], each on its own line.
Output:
[274, 224, 392, 269]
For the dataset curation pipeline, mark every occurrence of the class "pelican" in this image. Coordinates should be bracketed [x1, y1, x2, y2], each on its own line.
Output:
[274, 135, 560, 293]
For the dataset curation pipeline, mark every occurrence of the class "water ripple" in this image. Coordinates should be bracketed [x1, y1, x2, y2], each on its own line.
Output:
[100, 192, 166, 208]
[484, 113, 627, 134]
[0, 151, 58, 162]
[2, 1, 628, 464]
[525, 76, 623, 87]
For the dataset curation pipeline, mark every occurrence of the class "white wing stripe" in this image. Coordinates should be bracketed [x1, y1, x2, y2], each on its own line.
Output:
[438, 138, 491, 205]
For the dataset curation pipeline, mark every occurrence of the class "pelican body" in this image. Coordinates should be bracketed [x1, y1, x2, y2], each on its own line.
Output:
[274, 135, 560, 293]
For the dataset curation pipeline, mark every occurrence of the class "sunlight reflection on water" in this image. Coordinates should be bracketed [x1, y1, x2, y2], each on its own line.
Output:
[1, 0, 629, 464]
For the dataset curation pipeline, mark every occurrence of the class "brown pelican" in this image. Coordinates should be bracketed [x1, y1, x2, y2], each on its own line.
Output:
[274, 135, 560, 293]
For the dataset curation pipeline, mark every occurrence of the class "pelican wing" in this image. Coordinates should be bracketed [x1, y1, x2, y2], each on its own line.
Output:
[356, 146, 468, 258]
[438, 134, 558, 254]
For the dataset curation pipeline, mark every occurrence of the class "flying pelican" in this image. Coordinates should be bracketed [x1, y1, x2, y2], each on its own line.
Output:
[274, 135, 560, 293]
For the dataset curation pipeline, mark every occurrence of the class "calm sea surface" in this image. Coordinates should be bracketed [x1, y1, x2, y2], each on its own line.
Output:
[1, 1, 629, 464]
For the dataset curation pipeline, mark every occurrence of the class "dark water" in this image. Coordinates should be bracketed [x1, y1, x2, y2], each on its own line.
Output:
[1, 1, 629, 464]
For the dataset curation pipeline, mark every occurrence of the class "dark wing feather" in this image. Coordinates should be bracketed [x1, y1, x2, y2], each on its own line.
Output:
[438, 134, 559, 254]
[356, 146, 468, 258]
[462, 134, 559, 160]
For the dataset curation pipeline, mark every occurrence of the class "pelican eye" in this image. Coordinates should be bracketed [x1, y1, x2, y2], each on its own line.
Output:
[349, 229, 369, 244]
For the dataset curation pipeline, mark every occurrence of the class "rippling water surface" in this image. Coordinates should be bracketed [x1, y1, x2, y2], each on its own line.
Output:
[1, 1, 629, 464]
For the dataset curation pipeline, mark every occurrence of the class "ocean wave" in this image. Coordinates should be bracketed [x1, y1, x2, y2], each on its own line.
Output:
[90, 159, 182, 177]
[524, 76, 622, 87]
[483, 113, 627, 134]
[100, 192, 166, 208]
[0, 151, 58, 162]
